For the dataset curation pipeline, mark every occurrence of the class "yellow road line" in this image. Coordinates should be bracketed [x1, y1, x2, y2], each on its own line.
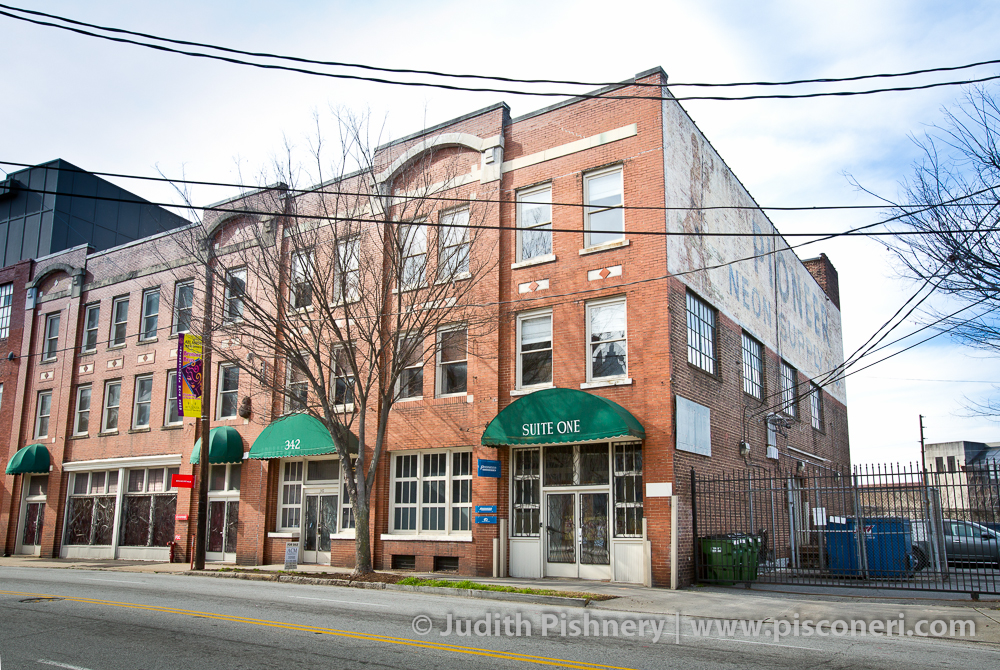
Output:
[1, 589, 640, 670]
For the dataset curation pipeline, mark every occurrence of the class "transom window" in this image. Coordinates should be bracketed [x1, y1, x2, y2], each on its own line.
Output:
[82, 304, 100, 353]
[543, 444, 610, 487]
[587, 299, 627, 381]
[741, 332, 763, 399]
[172, 281, 194, 335]
[391, 450, 472, 535]
[209, 463, 242, 492]
[584, 167, 624, 247]
[517, 185, 552, 261]
[780, 361, 798, 419]
[517, 312, 552, 388]
[111, 296, 129, 347]
[686, 292, 716, 374]
[438, 209, 470, 279]
[436, 327, 467, 396]
[140, 288, 159, 341]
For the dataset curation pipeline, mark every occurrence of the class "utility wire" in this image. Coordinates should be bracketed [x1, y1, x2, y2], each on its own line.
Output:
[3, 6, 1000, 102]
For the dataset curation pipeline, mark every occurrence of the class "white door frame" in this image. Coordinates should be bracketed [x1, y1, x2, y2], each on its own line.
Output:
[15, 475, 47, 556]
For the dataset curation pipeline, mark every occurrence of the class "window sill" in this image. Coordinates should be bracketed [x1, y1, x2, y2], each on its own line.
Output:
[69, 434, 89, 440]
[161, 424, 184, 430]
[395, 395, 424, 403]
[787, 446, 830, 463]
[434, 272, 472, 285]
[330, 532, 356, 540]
[380, 534, 473, 543]
[291, 306, 315, 315]
[138, 338, 158, 345]
[579, 239, 629, 256]
[129, 428, 151, 434]
[97, 431, 119, 437]
[435, 392, 469, 400]
[510, 385, 554, 397]
[79, 350, 97, 357]
[107, 344, 127, 351]
[333, 404, 355, 414]
[511, 254, 556, 270]
[580, 377, 632, 389]
[268, 532, 300, 539]
[40, 357, 57, 364]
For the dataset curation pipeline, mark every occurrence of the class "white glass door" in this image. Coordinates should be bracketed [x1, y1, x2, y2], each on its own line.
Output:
[544, 491, 611, 579]
[301, 493, 337, 564]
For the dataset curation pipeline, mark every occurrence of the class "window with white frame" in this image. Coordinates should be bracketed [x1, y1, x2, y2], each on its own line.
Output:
[110, 296, 129, 346]
[341, 478, 356, 530]
[333, 239, 360, 303]
[120, 467, 179, 547]
[172, 281, 194, 335]
[511, 448, 540, 537]
[517, 185, 552, 262]
[438, 209, 469, 279]
[332, 347, 354, 409]
[741, 332, 763, 399]
[224, 269, 246, 322]
[399, 222, 426, 288]
[0, 282, 12, 338]
[436, 327, 467, 396]
[132, 375, 153, 429]
[291, 250, 314, 309]
[209, 463, 241, 492]
[73, 385, 92, 436]
[285, 357, 308, 413]
[613, 443, 643, 537]
[165, 371, 181, 426]
[397, 334, 423, 399]
[278, 461, 303, 530]
[65, 470, 119, 546]
[584, 167, 624, 248]
[218, 364, 239, 419]
[780, 361, 798, 419]
[35, 390, 52, 438]
[587, 299, 627, 381]
[140, 288, 159, 341]
[82, 303, 100, 353]
[517, 311, 552, 388]
[102, 380, 122, 432]
[810, 383, 824, 432]
[391, 450, 472, 534]
[42, 313, 60, 361]
[686, 292, 716, 374]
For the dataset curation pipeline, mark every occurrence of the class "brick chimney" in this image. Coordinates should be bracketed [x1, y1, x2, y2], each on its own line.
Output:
[803, 253, 840, 310]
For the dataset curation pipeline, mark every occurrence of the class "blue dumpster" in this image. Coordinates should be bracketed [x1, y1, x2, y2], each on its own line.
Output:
[825, 517, 914, 578]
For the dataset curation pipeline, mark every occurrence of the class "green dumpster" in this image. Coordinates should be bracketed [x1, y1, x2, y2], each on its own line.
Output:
[742, 535, 761, 581]
[700, 536, 740, 584]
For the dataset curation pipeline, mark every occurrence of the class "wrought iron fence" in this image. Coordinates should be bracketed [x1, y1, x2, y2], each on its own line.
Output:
[692, 462, 1000, 596]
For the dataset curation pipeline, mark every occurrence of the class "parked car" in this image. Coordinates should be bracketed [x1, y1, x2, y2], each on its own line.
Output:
[942, 520, 1000, 569]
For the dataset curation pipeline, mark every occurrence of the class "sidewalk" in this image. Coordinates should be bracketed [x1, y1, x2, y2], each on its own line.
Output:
[4, 556, 1000, 643]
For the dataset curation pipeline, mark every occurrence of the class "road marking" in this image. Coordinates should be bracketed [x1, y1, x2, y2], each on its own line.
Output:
[1, 589, 636, 670]
[38, 660, 97, 670]
[289, 595, 390, 607]
[81, 578, 144, 584]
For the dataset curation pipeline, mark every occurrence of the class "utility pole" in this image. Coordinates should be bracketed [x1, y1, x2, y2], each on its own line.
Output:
[193, 235, 215, 570]
[919, 414, 927, 471]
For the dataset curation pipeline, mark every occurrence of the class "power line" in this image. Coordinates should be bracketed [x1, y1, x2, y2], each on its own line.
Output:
[3, 6, 1000, 102]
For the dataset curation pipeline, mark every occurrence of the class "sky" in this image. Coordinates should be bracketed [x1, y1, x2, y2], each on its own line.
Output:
[2, 0, 999, 464]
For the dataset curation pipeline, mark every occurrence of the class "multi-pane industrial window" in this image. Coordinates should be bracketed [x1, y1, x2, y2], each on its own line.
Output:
[223, 268, 246, 322]
[741, 333, 763, 398]
[279, 461, 303, 530]
[614, 443, 644, 538]
[165, 371, 181, 426]
[780, 361, 798, 419]
[397, 334, 423, 399]
[686, 292, 716, 374]
[584, 167, 624, 247]
[518, 312, 552, 388]
[82, 304, 100, 353]
[332, 347, 354, 408]
[140, 288, 159, 341]
[400, 223, 427, 288]
[291, 251, 314, 309]
[42, 313, 60, 361]
[810, 383, 824, 431]
[121, 467, 178, 547]
[438, 209, 470, 279]
[73, 385, 92, 435]
[285, 357, 308, 413]
[35, 390, 52, 438]
[66, 470, 119, 546]
[218, 365, 239, 419]
[0, 282, 12, 338]
[172, 281, 194, 334]
[333, 239, 360, 303]
[517, 185, 552, 261]
[102, 380, 122, 432]
[392, 450, 472, 534]
[587, 299, 627, 381]
[436, 327, 467, 396]
[111, 296, 129, 346]
[132, 375, 153, 428]
[512, 448, 540, 537]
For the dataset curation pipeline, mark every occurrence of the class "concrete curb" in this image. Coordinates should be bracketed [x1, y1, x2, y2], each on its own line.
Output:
[184, 570, 592, 607]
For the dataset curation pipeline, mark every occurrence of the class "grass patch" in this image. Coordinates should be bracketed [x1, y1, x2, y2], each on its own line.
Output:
[396, 577, 616, 601]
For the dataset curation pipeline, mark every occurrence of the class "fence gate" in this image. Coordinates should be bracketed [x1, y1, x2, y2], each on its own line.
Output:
[692, 462, 1000, 596]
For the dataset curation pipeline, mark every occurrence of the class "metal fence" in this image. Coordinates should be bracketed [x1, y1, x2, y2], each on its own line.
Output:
[692, 462, 1000, 596]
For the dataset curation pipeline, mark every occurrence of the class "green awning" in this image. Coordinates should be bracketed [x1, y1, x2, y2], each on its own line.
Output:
[248, 413, 358, 460]
[482, 387, 645, 447]
[6, 444, 51, 475]
[190, 426, 245, 465]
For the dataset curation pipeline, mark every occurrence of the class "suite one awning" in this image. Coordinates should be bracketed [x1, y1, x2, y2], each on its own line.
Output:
[5, 444, 51, 475]
[481, 387, 645, 447]
[190, 426, 245, 465]
[248, 413, 358, 459]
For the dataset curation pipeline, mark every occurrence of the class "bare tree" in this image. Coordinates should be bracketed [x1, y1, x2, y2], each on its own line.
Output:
[880, 85, 1000, 415]
[173, 110, 499, 573]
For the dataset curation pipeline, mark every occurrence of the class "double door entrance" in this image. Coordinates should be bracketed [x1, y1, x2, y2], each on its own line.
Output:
[544, 491, 611, 579]
[205, 499, 238, 562]
[302, 493, 338, 564]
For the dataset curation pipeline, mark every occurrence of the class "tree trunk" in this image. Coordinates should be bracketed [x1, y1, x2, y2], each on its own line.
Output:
[352, 500, 374, 575]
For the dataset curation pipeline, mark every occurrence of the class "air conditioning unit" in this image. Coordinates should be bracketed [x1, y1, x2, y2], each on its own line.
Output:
[766, 445, 780, 460]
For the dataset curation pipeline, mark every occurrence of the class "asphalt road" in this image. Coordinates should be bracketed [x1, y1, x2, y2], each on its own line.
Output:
[0, 567, 997, 669]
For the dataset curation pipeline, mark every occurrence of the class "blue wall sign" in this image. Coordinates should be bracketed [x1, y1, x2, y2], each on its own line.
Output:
[475, 505, 497, 514]
[478, 459, 501, 478]
[475, 515, 498, 525]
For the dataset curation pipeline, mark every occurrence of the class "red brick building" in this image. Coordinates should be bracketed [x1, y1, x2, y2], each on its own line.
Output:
[2, 67, 848, 586]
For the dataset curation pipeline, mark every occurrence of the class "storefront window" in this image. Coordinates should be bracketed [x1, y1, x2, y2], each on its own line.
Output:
[120, 467, 178, 547]
[66, 471, 118, 546]
[391, 449, 472, 535]
[279, 461, 303, 530]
